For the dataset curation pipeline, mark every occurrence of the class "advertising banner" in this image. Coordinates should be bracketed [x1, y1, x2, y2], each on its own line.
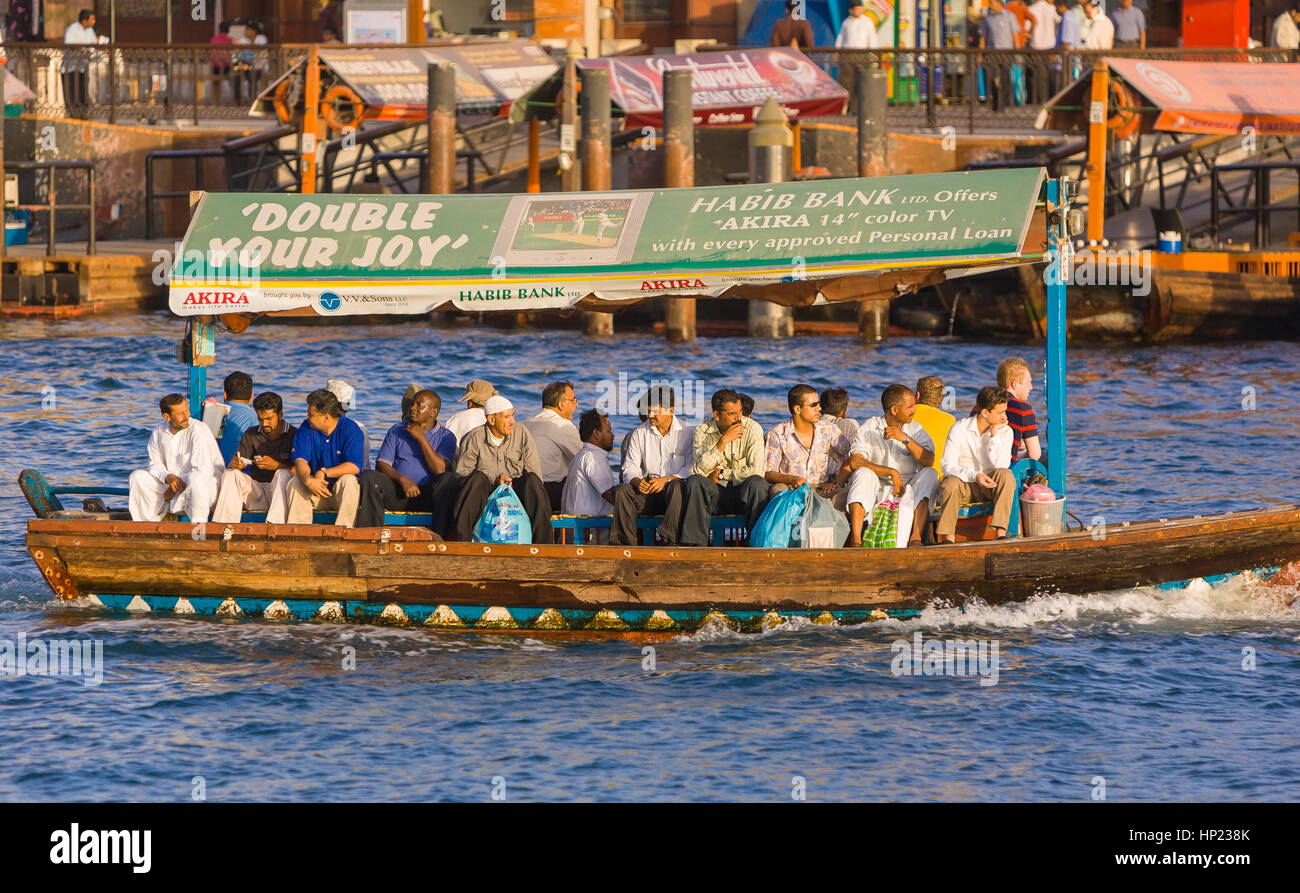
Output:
[168, 167, 1045, 317]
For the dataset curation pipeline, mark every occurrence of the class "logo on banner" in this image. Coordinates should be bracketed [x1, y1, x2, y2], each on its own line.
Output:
[1134, 62, 1191, 104]
[318, 291, 342, 312]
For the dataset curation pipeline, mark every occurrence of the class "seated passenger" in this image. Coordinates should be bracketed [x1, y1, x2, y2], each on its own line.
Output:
[609, 386, 694, 547]
[451, 395, 552, 543]
[217, 370, 258, 465]
[355, 389, 459, 536]
[444, 379, 496, 444]
[286, 389, 364, 527]
[739, 392, 755, 418]
[684, 388, 769, 541]
[934, 386, 1015, 543]
[764, 384, 852, 505]
[619, 393, 649, 469]
[912, 375, 956, 475]
[522, 380, 582, 510]
[821, 386, 859, 441]
[997, 357, 1048, 538]
[561, 409, 618, 518]
[846, 384, 937, 547]
[129, 393, 225, 522]
[211, 391, 297, 524]
[326, 378, 371, 470]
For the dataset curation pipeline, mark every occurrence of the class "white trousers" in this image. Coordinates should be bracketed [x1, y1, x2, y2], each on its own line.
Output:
[846, 466, 938, 548]
[128, 469, 220, 522]
[211, 468, 292, 524]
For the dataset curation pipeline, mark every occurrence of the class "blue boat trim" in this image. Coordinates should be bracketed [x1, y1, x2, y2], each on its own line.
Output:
[84, 593, 921, 631]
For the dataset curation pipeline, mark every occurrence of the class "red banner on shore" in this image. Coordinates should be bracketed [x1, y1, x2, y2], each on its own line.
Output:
[584, 48, 847, 128]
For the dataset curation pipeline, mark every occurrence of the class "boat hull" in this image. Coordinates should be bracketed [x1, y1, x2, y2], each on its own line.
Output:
[26, 507, 1300, 634]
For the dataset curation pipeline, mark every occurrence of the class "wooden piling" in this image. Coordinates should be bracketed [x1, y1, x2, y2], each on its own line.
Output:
[663, 69, 696, 342]
[747, 97, 794, 338]
[581, 66, 614, 337]
[427, 63, 456, 194]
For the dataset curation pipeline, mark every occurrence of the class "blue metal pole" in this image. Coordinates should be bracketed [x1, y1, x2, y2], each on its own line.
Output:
[1045, 176, 1067, 495]
[188, 364, 207, 419]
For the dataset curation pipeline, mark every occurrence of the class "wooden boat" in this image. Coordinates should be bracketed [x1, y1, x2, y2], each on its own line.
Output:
[21, 168, 1300, 636]
[22, 508, 1300, 639]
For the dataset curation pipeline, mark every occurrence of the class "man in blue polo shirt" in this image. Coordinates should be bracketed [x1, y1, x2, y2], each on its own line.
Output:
[355, 389, 460, 536]
[217, 371, 258, 464]
[286, 388, 365, 526]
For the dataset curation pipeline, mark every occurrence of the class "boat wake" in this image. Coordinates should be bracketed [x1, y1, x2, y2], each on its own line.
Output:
[683, 569, 1300, 643]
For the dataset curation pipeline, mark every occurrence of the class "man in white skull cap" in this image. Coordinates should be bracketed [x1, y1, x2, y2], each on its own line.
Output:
[451, 394, 552, 542]
[327, 378, 370, 470]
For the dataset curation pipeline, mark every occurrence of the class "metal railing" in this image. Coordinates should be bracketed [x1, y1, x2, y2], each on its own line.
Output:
[2, 160, 95, 257]
[1211, 161, 1300, 247]
[804, 47, 1300, 131]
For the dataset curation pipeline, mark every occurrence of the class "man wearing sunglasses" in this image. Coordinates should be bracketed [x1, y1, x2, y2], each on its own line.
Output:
[763, 384, 852, 504]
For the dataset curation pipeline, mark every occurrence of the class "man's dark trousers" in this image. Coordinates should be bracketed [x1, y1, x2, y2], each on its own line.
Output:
[453, 470, 552, 543]
[681, 473, 769, 546]
[610, 478, 687, 546]
[355, 468, 460, 536]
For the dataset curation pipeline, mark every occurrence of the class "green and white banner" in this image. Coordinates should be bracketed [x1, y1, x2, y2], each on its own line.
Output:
[168, 167, 1045, 316]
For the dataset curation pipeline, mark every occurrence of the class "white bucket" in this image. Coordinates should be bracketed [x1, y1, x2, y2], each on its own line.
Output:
[1020, 494, 1066, 537]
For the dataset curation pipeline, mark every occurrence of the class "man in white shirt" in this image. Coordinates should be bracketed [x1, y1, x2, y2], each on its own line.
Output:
[1081, 0, 1113, 49]
[522, 379, 582, 509]
[61, 9, 97, 117]
[836, 1, 877, 113]
[444, 379, 496, 443]
[561, 409, 618, 519]
[129, 393, 225, 522]
[846, 384, 938, 548]
[935, 386, 1016, 543]
[1273, 7, 1300, 49]
[1027, 0, 1061, 48]
[610, 385, 695, 547]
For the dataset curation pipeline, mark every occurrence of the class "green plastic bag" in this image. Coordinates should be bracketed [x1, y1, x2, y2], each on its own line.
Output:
[862, 496, 900, 549]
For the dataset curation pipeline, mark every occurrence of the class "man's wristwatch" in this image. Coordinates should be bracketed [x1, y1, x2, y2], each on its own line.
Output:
[902, 435, 912, 447]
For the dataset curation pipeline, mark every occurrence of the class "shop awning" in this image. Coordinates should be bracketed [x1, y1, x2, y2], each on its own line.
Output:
[1037, 58, 1300, 135]
[168, 167, 1046, 317]
[511, 47, 848, 129]
[251, 39, 558, 127]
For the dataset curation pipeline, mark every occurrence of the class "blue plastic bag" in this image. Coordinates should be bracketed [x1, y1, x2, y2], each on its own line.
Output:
[472, 483, 532, 544]
[749, 483, 809, 548]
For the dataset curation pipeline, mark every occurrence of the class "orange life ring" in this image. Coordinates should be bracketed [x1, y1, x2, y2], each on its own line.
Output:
[272, 78, 296, 124]
[320, 84, 364, 133]
[1107, 80, 1140, 140]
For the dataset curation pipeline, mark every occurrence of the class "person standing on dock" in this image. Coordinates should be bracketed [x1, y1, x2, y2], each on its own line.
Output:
[522, 380, 582, 510]
[685, 389, 770, 545]
[129, 394, 225, 523]
[1052, 0, 1082, 93]
[60, 9, 97, 119]
[771, 0, 815, 49]
[1272, 6, 1300, 49]
[217, 371, 258, 465]
[451, 395, 552, 544]
[610, 386, 695, 547]
[1081, 0, 1113, 49]
[1026, 0, 1061, 103]
[934, 386, 1015, 543]
[979, 0, 1020, 112]
[211, 392, 297, 525]
[835, 1, 877, 113]
[845, 385, 937, 548]
[1109, 0, 1145, 48]
[287, 389, 364, 527]
[355, 390, 460, 536]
